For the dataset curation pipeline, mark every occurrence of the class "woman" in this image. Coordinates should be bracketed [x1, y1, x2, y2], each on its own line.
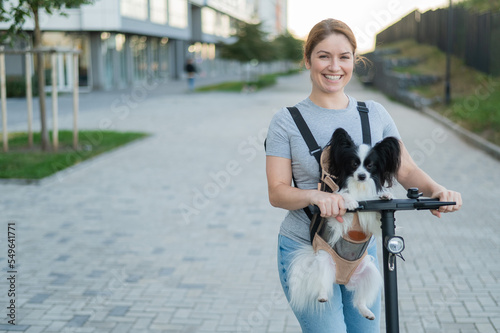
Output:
[265, 18, 462, 333]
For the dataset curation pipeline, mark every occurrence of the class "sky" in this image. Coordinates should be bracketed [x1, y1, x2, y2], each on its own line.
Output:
[287, 0, 450, 53]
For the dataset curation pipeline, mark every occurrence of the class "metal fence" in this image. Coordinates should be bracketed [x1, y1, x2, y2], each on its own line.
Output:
[376, 8, 500, 76]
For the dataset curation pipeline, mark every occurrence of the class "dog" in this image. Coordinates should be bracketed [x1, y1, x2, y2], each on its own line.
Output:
[288, 128, 401, 320]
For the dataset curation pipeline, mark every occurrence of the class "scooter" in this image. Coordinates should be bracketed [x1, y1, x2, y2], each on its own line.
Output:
[310, 187, 456, 333]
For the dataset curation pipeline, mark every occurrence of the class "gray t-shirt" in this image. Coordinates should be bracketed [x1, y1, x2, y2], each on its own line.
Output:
[266, 96, 401, 245]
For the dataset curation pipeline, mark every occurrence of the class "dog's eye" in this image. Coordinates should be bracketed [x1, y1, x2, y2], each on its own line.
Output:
[351, 161, 360, 169]
[366, 162, 374, 170]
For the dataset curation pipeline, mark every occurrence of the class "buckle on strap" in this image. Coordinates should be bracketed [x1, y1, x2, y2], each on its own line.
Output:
[310, 147, 322, 156]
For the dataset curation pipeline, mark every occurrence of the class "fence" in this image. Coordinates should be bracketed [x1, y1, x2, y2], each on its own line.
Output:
[0, 47, 80, 152]
[376, 7, 500, 76]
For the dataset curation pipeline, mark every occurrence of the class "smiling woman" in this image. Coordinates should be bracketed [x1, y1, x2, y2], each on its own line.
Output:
[305, 34, 354, 108]
[303, 20, 358, 109]
[265, 17, 462, 333]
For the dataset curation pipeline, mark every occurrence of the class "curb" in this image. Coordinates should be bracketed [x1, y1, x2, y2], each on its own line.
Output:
[422, 107, 500, 161]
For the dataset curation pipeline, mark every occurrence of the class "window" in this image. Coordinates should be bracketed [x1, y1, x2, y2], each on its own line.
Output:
[129, 35, 148, 81]
[169, 0, 188, 28]
[202, 7, 230, 38]
[41, 32, 91, 89]
[150, 0, 168, 24]
[202, 7, 216, 35]
[159, 38, 169, 76]
[121, 0, 148, 21]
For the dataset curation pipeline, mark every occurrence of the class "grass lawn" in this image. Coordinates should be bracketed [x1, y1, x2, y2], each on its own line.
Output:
[376, 39, 500, 146]
[0, 130, 148, 180]
[196, 69, 302, 92]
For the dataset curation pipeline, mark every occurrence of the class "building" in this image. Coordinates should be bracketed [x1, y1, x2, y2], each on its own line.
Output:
[257, 0, 287, 38]
[1, 0, 288, 91]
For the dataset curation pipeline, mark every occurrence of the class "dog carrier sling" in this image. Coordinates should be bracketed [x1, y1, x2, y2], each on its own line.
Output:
[288, 101, 373, 285]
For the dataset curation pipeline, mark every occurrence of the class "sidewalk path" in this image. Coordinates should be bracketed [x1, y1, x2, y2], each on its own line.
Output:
[1, 72, 499, 332]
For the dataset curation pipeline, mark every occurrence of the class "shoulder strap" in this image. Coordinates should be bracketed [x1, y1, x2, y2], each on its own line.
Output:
[287, 107, 322, 164]
[356, 101, 372, 146]
[287, 106, 318, 221]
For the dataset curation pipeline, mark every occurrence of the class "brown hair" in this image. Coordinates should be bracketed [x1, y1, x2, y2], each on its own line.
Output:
[304, 19, 360, 65]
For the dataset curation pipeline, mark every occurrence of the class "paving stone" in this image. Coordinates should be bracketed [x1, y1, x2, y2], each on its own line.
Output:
[66, 315, 91, 327]
[108, 306, 129, 317]
[27, 294, 51, 304]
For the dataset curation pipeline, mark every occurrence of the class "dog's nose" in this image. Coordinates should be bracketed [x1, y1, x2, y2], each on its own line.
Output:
[358, 173, 366, 181]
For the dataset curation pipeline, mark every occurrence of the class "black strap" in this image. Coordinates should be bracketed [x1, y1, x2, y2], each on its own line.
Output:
[287, 107, 322, 164]
[356, 101, 372, 146]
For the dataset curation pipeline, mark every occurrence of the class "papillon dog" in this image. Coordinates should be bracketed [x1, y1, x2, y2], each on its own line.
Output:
[289, 128, 401, 320]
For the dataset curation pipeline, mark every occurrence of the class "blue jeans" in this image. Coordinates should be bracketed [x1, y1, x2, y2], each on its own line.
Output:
[187, 77, 195, 91]
[277, 234, 381, 333]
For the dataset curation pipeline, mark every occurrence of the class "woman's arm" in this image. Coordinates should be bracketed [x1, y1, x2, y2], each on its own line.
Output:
[266, 155, 346, 221]
[397, 141, 463, 217]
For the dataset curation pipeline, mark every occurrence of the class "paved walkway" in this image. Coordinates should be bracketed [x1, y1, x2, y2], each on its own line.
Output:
[1, 72, 499, 332]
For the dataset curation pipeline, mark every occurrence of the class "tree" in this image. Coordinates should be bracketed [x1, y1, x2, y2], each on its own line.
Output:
[219, 22, 276, 63]
[456, 0, 500, 11]
[1, 0, 93, 151]
[220, 23, 304, 65]
[272, 32, 304, 63]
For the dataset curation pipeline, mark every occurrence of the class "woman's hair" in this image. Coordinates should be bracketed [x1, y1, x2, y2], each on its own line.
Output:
[304, 19, 362, 65]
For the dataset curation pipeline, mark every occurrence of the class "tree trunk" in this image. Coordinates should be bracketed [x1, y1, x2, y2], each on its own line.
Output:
[33, 7, 50, 151]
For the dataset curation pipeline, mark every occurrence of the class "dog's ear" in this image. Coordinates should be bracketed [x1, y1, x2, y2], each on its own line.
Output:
[373, 137, 401, 187]
[329, 128, 356, 150]
[327, 128, 355, 183]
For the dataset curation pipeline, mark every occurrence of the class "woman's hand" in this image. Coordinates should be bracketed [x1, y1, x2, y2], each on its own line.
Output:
[309, 190, 346, 222]
[429, 188, 463, 218]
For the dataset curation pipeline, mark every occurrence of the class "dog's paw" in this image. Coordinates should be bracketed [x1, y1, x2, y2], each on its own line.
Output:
[379, 191, 393, 201]
[345, 200, 359, 211]
[358, 305, 375, 320]
[342, 193, 359, 210]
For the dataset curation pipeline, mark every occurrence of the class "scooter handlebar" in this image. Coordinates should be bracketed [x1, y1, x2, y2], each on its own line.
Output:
[308, 197, 456, 215]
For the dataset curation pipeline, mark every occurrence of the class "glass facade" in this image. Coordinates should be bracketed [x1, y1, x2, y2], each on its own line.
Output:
[116, 34, 128, 88]
[100, 33, 129, 90]
[129, 35, 148, 82]
[97, 33, 170, 90]
[159, 38, 169, 76]
[41, 32, 91, 90]
[101, 33, 115, 89]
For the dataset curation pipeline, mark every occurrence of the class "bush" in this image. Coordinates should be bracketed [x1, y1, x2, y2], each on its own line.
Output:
[6, 76, 38, 98]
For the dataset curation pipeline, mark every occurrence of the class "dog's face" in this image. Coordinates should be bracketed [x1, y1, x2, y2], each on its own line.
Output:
[327, 128, 401, 191]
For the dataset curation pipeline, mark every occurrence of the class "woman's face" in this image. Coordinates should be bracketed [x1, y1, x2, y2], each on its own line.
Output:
[305, 33, 354, 97]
